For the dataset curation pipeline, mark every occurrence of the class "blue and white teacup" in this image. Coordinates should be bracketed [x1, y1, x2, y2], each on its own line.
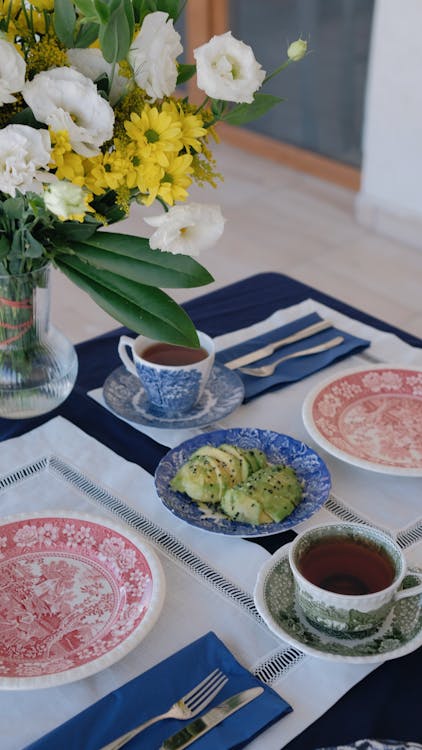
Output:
[289, 523, 422, 638]
[118, 331, 215, 415]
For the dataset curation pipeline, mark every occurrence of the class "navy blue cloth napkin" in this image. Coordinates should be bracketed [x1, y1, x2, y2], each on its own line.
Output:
[24, 631, 291, 750]
[217, 312, 370, 402]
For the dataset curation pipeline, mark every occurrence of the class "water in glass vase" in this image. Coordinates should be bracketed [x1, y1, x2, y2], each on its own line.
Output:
[0, 265, 78, 419]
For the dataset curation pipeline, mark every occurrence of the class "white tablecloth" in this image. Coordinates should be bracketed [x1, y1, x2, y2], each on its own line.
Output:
[1, 299, 422, 750]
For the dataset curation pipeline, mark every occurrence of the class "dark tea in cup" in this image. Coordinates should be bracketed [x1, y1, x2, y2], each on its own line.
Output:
[298, 536, 395, 595]
[140, 342, 208, 366]
[288, 522, 422, 637]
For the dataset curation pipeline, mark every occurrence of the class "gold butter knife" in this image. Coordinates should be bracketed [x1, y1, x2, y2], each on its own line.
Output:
[160, 686, 264, 750]
[224, 319, 333, 370]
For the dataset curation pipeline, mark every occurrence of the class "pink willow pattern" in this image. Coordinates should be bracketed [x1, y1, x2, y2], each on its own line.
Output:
[312, 368, 422, 469]
[0, 516, 153, 678]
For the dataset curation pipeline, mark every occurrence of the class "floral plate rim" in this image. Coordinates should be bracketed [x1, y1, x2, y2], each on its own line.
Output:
[102, 363, 244, 429]
[253, 543, 422, 663]
[0, 511, 165, 690]
[154, 427, 331, 537]
[302, 364, 422, 477]
[316, 741, 422, 750]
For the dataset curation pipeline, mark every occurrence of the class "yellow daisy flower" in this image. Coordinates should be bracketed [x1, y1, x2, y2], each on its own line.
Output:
[135, 159, 165, 206]
[162, 100, 206, 152]
[157, 153, 193, 206]
[83, 156, 111, 196]
[124, 104, 182, 168]
[50, 130, 86, 186]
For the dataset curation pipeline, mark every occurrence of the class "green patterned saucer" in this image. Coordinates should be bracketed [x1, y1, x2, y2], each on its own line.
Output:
[254, 544, 422, 663]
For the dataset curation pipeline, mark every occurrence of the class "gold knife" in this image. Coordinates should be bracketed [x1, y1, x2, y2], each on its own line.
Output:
[224, 319, 333, 370]
[160, 686, 264, 750]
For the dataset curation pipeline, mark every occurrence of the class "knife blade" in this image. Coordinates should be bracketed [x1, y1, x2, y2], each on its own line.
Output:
[224, 319, 333, 370]
[160, 686, 264, 750]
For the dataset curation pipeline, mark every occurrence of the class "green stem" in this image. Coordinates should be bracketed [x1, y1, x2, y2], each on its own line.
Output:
[263, 59, 292, 85]
[204, 115, 222, 128]
[156, 196, 169, 212]
[194, 96, 210, 115]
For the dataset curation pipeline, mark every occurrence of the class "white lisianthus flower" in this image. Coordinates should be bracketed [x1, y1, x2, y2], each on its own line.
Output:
[0, 39, 26, 106]
[145, 203, 225, 256]
[44, 181, 91, 222]
[194, 31, 265, 103]
[0, 125, 51, 196]
[22, 67, 114, 157]
[129, 11, 182, 100]
[67, 48, 127, 105]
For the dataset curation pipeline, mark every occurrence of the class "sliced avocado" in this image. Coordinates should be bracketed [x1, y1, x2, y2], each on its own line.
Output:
[219, 463, 303, 524]
[217, 443, 250, 481]
[221, 488, 269, 525]
[192, 445, 244, 485]
[170, 454, 227, 503]
[242, 448, 268, 473]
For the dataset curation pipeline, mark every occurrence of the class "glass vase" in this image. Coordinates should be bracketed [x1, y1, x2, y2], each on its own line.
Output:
[0, 264, 78, 419]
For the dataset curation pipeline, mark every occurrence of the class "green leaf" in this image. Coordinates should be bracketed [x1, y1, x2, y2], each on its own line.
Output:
[93, 0, 110, 23]
[99, 3, 131, 62]
[64, 232, 214, 287]
[53, 0, 77, 47]
[74, 21, 100, 47]
[155, 0, 180, 19]
[51, 219, 100, 244]
[0, 236, 10, 259]
[123, 0, 135, 40]
[73, 0, 97, 17]
[56, 255, 200, 345]
[10, 108, 44, 128]
[176, 63, 196, 86]
[25, 234, 45, 259]
[211, 98, 225, 117]
[223, 94, 284, 126]
[2, 197, 24, 220]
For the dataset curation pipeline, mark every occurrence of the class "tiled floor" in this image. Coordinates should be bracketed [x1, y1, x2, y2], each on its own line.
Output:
[51, 142, 422, 343]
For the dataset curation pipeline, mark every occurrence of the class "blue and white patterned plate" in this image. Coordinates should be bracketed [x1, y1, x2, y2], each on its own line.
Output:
[154, 428, 331, 536]
[317, 740, 422, 750]
[102, 364, 244, 429]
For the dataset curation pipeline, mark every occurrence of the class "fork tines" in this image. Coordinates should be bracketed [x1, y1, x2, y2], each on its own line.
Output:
[185, 668, 228, 711]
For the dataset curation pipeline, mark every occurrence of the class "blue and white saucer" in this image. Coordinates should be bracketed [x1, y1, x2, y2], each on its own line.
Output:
[102, 364, 245, 429]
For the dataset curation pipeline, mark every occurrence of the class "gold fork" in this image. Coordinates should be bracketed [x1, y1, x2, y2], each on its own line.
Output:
[239, 336, 345, 377]
[98, 668, 228, 750]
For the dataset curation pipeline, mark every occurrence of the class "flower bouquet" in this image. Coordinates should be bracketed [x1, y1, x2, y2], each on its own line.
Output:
[0, 0, 305, 417]
[0, 0, 306, 343]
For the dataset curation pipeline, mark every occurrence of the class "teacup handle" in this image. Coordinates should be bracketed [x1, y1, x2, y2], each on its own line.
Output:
[395, 569, 422, 602]
[118, 335, 138, 377]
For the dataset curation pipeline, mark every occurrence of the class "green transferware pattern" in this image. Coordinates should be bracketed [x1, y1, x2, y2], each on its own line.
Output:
[264, 557, 422, 658]
[296, 589, 393, 638]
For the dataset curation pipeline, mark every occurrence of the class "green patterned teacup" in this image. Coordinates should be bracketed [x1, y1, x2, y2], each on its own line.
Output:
[289, 523, 422, 638]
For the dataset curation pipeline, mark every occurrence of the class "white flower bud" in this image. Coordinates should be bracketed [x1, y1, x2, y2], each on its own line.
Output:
[287, 38, 307, 62]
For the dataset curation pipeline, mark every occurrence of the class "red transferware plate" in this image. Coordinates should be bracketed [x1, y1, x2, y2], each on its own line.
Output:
[0, 512, 165, 689]
[302, 365, 422, 476]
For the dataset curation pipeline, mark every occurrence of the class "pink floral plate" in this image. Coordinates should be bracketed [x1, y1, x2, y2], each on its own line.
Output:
[302, 365, 422, 476]
[0, 512, 165, 689]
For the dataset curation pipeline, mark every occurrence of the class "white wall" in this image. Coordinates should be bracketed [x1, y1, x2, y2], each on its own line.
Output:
[356, 0, 422, 248]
